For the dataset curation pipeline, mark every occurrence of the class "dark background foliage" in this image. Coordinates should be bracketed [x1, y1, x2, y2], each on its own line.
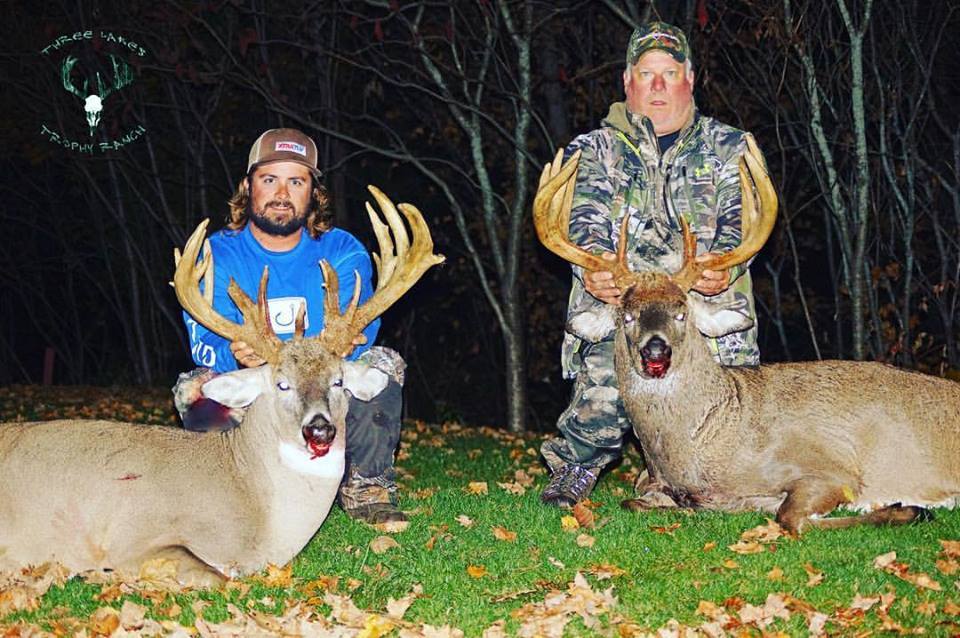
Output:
[2, 0, 959, 431]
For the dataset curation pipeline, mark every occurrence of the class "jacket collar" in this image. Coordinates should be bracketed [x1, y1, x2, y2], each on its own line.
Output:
[602, 101, 698, 147]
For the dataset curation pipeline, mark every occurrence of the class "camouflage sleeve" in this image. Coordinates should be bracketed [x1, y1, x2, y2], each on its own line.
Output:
[711, 138, 743, 255]
[566, 133, 617, 264]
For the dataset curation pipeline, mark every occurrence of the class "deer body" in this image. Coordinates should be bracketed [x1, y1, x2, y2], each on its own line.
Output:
[0, 186, 443, 583]
[535, 144, 959, 531]
[0, 346, 369, 585]
[613, 283, 960, 531]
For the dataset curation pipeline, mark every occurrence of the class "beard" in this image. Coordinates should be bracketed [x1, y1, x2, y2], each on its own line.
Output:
[247, 198, 307, 236]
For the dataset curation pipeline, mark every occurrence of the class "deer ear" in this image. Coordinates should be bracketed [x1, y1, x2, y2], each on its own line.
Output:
[687, 294, 754, 338]
[201, 366, 270, 408]
[342, 361, 389, 402]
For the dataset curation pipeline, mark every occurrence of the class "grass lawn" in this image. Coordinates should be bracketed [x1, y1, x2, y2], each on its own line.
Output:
[1, 384, 959, 636]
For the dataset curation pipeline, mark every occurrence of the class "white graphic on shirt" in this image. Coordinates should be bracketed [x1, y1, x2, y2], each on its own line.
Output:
[268, 297, 308, 334]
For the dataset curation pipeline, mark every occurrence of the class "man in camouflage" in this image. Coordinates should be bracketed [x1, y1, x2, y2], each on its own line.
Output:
[540, 22, 764, 507]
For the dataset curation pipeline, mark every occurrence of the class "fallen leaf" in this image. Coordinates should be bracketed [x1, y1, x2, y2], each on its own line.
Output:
[89, 607, 120, 636]
[944, 600, 960, 615]
[497, 481, 526, 496]
[572, 502, 596, 528]
[576, 534, 595, 548]
[548, 557, 565, 569]
[386, 593, 416, 619]
[560, 515, 580, 532]
[467, 564, 487, 578]
[456, 514, 474, 528]
[915, 601, 936, 615]
[695, 600, 727, 621]
[941, 540, 960, 558]
[466, 481, 488, 495]
[259, 563, 293, 587]
[767, 566, 785, 581]
[729, 540, 764, 555]
[413, 487, 437, 499]
[722, 559, 739, 570]
[804, 563, 824, 587]
[739, 519, 786, 543]
[492, 526, 517, 542]
[873, 551, 898, 569]
[702, 541, 717, 551]
[937, 558, 959, 575]
[370, 535, 400, 554]
[850, 593, 879, 610]
[650, 522, 682, 535]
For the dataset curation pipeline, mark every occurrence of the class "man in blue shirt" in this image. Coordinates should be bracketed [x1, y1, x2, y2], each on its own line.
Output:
[173, 128, 408, 528]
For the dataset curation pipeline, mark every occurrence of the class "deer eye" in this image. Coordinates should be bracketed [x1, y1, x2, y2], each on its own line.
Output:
[332, 377, 344, 387]
[277, 380, 290, 391]
[675, 312, 686, 322]
[623, 313, 634, 324]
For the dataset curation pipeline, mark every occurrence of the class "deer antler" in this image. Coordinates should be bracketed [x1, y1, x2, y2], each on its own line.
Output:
[173, 219, 283, 365]
[99, 54, 135, 100]
[533, 148, 636, 289]
[670, 135, 778, 291]
[62, 56, 86, 99]
[534, 137, 777, 294]
[316, 186, 446, 357]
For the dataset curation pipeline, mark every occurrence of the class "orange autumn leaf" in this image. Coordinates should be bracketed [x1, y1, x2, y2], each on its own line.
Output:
[466, 564, 487, 578]
[466, 481, 488, 495]
[572, 502, 596, 529]
[650, 522, 681, 535]
[492, 526, 517, 542]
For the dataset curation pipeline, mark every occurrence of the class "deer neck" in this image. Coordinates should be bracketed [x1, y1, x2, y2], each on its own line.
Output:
[219, 396, 344, 566]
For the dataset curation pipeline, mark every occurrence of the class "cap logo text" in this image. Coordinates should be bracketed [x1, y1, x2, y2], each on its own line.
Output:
[275, 141, 307, 156]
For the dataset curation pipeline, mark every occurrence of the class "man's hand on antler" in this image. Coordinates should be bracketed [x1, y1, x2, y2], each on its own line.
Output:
[692, 252, 732, 296]
[231, 341, 267, 368]
[584, 251, 622, 306]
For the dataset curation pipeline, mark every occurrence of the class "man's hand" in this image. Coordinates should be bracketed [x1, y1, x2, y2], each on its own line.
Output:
[692, 253, 731, 296]
[584, 251, 621, 306]
[231, 341, 266, 368]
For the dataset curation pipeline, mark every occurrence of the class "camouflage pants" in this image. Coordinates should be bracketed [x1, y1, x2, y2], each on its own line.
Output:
[172, 346, 405, 507]
[541, 339, 630, 473]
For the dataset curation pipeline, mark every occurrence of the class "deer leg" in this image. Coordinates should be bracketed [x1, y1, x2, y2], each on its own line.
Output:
[776, 481, 929, 533]
[621, 470, 681, 511]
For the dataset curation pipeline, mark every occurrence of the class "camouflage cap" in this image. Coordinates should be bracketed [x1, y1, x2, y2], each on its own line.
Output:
[626, 21, 692, 67]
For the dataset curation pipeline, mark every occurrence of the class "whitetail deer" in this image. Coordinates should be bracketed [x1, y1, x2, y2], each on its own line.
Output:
[0, 187, 443, 585]
[534, 141, 960, 532]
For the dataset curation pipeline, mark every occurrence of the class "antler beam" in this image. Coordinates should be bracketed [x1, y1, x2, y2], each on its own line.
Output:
[173, 220, 283, 365]
[317, 186, 446, 357]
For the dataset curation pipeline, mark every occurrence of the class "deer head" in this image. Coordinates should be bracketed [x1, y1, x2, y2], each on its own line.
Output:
[62, 54, 135, 136]
[533, 136, 777, 378]
[173, 186, 444, 457]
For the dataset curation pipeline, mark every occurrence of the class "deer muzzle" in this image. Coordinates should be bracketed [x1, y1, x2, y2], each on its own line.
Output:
[640, 336, 672, 378]
[302, 421, 336, 458]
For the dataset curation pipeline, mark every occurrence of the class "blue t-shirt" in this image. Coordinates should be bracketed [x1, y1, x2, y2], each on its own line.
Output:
[183, 224, 379, 372]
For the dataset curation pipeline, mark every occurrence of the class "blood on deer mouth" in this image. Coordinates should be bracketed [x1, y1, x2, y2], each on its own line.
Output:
[640, 336, 672, 378]
[302, 423, 336, 459]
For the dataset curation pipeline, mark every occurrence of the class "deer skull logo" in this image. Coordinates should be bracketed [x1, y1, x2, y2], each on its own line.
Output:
[61, 54, 134, 136]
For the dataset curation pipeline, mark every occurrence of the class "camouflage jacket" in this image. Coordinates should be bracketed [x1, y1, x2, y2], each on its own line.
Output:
[561, 101, 761, 378]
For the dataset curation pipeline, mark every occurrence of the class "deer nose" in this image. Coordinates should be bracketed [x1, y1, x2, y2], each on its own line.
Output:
[302, 422, 336, 445]
[641, 336, 671, 361]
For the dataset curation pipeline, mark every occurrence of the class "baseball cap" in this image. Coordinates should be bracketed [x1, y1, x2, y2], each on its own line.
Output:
[247, 128, 321, 176]
[626, 22, 692, 67]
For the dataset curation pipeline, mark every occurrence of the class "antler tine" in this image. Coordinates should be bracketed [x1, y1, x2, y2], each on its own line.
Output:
[172, 219, 282, 365]
[671, 135, 778, 291]
[317, 187, 445, 357]
[533, 148, 635, 288]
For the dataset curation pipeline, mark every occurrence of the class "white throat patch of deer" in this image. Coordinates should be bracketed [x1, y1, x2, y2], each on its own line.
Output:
[535, 141, 960, 533]
[0, 186, 443, 585]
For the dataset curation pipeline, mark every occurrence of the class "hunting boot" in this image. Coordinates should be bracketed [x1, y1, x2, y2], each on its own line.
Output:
[540, 463, 598, 508]
[338, 376, 409, 531]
